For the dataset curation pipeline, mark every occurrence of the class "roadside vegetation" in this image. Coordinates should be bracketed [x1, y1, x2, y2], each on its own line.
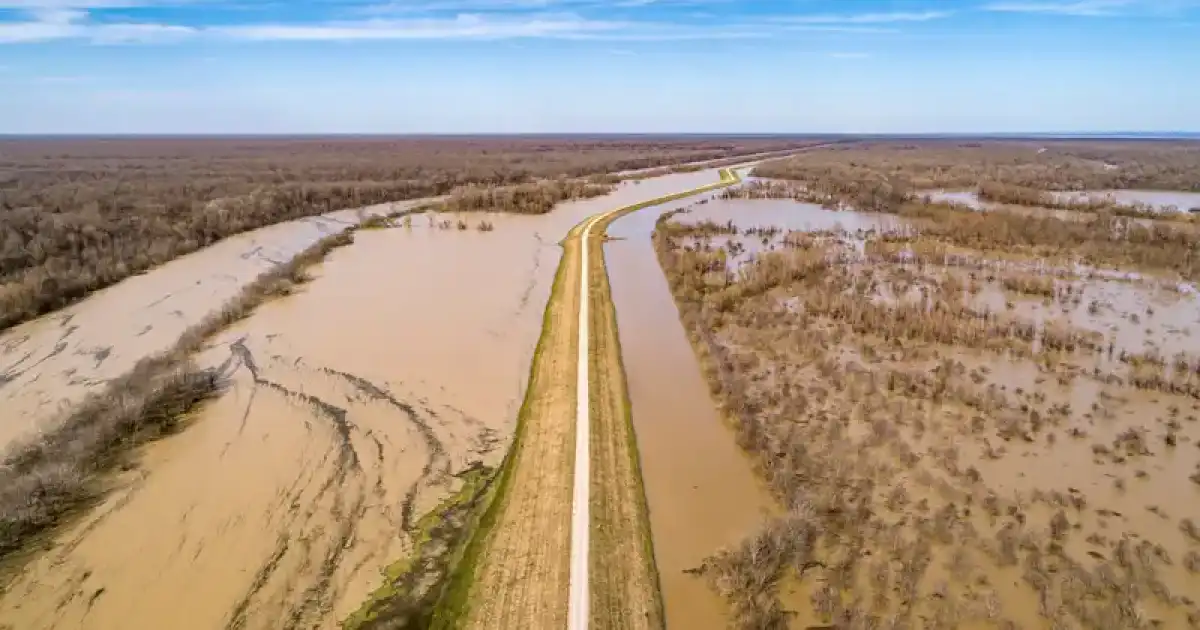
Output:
[0, 136, 819, 332]
[653, 144, 1200, 628]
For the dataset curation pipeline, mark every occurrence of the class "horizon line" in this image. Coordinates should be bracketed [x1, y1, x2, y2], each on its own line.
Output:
[2, 131, 1199, 140]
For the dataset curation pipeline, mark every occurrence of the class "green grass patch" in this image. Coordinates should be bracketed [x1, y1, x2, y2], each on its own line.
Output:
[342, 463, 493, 630]
[424, 241, 574, 629]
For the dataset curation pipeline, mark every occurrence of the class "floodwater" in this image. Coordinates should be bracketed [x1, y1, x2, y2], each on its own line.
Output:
[679, 198, 903, 234]
[971, 274, 1200, 358]
[0, 200, 422, 452]
[1053, 189, 1200, 212]
[922, 189, 991, 210]
[606, 197, 775, 629]
[0, 168, 727, 630]
[918, 188, 1200, 214]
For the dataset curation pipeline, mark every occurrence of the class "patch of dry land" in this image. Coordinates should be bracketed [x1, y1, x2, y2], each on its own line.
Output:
[653, 143, 1200, 629]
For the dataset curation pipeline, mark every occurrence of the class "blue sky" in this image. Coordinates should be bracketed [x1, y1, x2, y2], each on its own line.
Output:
[0, 0, 1197, 133]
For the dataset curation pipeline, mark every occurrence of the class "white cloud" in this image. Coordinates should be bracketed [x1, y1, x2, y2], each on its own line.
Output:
[0, 0, 150, 7]
[981, 0, 1193, 16]
[213, 13, 624, 41]
[983, 0, 1126, 15]
[0, 0, 932, 45]
[777, 24, 900, 33]
[0, 8, 194, 43]
[359, 0, 733, 14]
[775, 10, 951, 24]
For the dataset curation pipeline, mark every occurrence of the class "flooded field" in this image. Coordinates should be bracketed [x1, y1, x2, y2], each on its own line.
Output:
[0, 201, 419, 452]
[1053, 190, 1200, 213]
[605, 194, 775, 629]
[919, 189, 1200, 214]
[922, 189, 991, 210]
[653, 196, 1200, 629]
[0, 168, 724, 630]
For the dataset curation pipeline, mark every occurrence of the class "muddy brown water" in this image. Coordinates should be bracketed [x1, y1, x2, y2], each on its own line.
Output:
[667, 199, 1200, 626]
[680, 198, 903, 234]
[0, 201, 422, 452]
[654, 197, 1200, 625]
[0, 169, 726, 630]
[606, 196, 776, 629]
[1052, 189, 1200, 212]
[921, 188, 1200, 214]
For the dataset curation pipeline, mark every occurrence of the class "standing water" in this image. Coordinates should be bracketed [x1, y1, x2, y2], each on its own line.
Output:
[0, 169, 726, 630]
[605, 195, 775, 629]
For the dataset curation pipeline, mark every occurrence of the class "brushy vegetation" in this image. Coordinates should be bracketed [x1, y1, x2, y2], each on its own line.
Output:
[727, 177, 1200, 282]
[753, 140, 1200, 191]
[0, 229, 357, 564]
[733, 141, 1200, 224]
[440, 178, 614, 215]
[0, 136, 819, 332]
[652, 186, 1200, 628]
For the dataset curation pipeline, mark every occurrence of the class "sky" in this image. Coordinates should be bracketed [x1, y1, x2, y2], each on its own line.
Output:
[0, 0, 1197, 134]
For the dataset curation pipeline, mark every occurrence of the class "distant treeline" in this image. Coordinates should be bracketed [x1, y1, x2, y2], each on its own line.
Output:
[0, 136, 821, 331]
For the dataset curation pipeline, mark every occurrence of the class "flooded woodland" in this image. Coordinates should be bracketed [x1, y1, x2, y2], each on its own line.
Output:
[649, 143, 1200, 629]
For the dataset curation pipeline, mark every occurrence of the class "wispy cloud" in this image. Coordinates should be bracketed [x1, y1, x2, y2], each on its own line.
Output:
[360, 0, 732, 14]
[773, 10, 951, 24]
[213, 13, 624, 41]
[981, 0, 1196, 16]
[983, 0, 1132, 15]
[0, 7, 765, 43]
[0, 8, 193, 43]
[0, 0, 947, 45]
[0, 0, 152, 7]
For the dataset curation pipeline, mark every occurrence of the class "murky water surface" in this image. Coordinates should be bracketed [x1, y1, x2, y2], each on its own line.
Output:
[607, 197, 775, 629]
[653, 196, 1200, 627]
[1053, 189, 1200, 212]
[0, 169, 722, 630]
[680, 198, 902, 234]
[922, 189, 991, 210]
[917, 188, 1200, 214]
[0, 202, 420, 451]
